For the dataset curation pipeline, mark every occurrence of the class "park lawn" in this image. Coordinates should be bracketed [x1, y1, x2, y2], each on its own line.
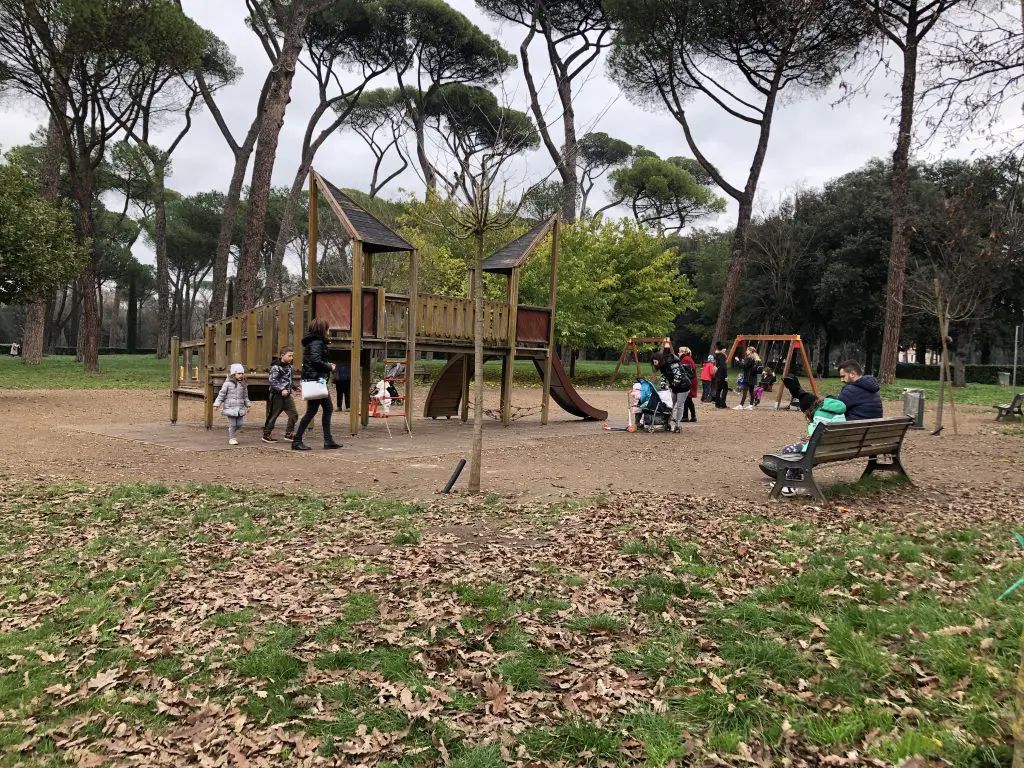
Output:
[0, 354, 168, 390]
[0, 480, 1019, 766]
[0, 354, 1015, 408]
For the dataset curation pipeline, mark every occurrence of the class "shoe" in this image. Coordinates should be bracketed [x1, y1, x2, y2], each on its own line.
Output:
[284, 432, 295, 440]
[781, 487, 799, 497]
[229, 438, 239, 446]
[262, 434, 278, 443]
[323, 441, 342, 449]
[744, 405, 754, 410]
[291, 442, 311, 451]
[734, 405, 744, 410]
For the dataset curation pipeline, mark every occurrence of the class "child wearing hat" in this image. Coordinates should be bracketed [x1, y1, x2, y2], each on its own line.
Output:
[214, 363, 253, 445]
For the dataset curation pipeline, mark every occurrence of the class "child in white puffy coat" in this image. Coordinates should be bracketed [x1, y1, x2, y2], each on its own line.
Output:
[214, 363, 252, 445]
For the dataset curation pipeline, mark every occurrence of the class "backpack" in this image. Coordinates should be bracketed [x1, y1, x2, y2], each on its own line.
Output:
[677, 362, 694, 391]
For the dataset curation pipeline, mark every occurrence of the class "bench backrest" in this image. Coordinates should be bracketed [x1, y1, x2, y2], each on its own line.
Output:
[806, 416, 913, 465]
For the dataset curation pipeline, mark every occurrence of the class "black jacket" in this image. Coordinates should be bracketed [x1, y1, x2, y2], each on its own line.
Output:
[713, 352, 727, 381]
[300, 332, 332, 381]
[741, 355, 759, 385]
[658, 353, 689, 394]
[838, 375, 884, 420]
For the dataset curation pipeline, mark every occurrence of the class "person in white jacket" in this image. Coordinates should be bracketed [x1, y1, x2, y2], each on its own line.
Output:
[214, 363, 252, 445]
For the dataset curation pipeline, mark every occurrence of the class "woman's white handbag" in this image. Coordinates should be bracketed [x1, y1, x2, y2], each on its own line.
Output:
[300, 378, 329, 401]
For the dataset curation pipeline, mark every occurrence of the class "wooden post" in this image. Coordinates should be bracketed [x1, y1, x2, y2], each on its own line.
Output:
[277, 300, 288, 355]
[308, 173, 318, 289]
[203, 325, 215, 429]
[797, 339, 819, 398]
[246, 311, 258, 371]
[170, 336, 180, 424]
[360, 348, 371, 428]
[350, 240, 364, 436]
[541, 219, 559, 426]
[502, 268, 520, 426]
[292, 294, 305, 375]
[776, 343, 797, 409]
[406, 249, 418, 434]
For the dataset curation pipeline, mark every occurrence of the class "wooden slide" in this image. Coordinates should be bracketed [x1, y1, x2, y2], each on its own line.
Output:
[423, 354, 607, 421]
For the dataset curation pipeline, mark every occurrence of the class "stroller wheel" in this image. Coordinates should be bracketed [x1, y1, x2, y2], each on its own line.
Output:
[627, 424, 636, 433]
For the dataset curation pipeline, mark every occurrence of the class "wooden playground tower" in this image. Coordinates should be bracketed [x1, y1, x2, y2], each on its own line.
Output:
[169, 170, 606, 434]
[727, 334, 819, 409]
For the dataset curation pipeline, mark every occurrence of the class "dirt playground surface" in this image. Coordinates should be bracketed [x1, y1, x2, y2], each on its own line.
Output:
[2, 385, 1022, 502]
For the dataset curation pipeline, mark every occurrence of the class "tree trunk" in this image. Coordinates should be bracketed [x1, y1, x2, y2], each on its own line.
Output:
[269, 161, 310, 299]
[209, 150, 250, 320]
[154, 163, 171, 359]
[556, 74, 579, 223]
[712, 195, 754, 346]
[879, 35, 919, 384]
[108, 286, 119, 348]
[72, 167, 100, 372]
[22, 303, 46, 365]
[237, 19, 308, 312]
[413, 115, 436, 196]
[469, 233, 486, 494]
[127, 271, 138, 353]
[24, 112, 66, 365]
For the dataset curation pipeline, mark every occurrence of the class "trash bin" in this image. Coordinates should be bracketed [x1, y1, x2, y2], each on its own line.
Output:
[903, 388, 925, 429]
[999, 372, 1010, 387]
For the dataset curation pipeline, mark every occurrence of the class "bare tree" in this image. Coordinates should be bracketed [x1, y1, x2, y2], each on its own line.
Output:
[417, 86, 540, 493]
[344, 88, 410, 198]
[748, 192, 816, 330]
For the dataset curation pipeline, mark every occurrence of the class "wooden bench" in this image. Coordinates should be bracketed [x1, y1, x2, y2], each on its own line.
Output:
[994, 393, 1024, 421]
[413, 361, 430, 381]
[758, 416, 914, 502]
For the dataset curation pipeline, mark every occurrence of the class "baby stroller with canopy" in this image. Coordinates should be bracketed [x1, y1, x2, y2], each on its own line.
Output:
[635, 377, 674, 432]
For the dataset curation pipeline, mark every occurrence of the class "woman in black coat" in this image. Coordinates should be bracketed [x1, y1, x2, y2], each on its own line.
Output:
[292, 318, 341, 451]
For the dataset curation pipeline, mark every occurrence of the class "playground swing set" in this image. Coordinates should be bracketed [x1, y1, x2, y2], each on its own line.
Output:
[608, 337, 672, 388]
[169, 169, 608, 436]
[726, 334, 819, 409]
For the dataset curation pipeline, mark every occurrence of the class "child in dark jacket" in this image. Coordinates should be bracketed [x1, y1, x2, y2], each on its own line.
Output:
[263, 348, 298, 443]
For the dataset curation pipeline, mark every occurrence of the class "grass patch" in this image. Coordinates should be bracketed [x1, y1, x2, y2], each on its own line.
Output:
[826, 473, 911, 500]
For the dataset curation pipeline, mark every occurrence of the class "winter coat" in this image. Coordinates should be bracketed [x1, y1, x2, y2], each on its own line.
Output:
[700, 362, 715, 382]
[741, 354, 760, 387]
[680, 354, 699, 398]
[803, 397, 847, 450]
[214, 379, 252, 417]
[713, 352, 728, 381]
[268, 358, 294, 395]
[300, 332, 332, 381]
[837, 375, 884, 421]
[658, 353, 689, 394]
[334, 361, 351, 383]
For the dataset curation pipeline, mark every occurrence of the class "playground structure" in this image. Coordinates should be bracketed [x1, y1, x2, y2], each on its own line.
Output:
[169, 170, 607, 434]
[608, 337, 672, 387]
[726, 334, 819, 409]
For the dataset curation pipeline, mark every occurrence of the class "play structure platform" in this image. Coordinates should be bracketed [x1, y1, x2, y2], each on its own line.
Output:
[170, 170, 607, 434]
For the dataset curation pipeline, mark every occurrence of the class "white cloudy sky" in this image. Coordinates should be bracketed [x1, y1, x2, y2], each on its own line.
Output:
[0, 0, 1017, 268]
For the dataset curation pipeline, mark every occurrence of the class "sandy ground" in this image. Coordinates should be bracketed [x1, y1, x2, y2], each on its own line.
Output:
[1, 384, 1022, 503]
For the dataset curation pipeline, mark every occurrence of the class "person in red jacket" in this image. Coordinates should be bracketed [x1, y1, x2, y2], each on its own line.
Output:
[700, 354, 716, 402]
[678, 346, 699, 423]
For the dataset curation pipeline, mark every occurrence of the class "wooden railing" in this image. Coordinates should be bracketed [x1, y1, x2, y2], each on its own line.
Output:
[415, 295, 510, 345]
[206, 294, 309, 373]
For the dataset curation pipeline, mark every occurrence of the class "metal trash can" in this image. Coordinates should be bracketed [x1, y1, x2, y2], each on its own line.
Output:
[999, 372, 1010, 387]
[903, 388, 925, 429]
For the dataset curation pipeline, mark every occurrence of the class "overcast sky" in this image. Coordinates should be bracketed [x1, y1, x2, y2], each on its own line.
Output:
[0, 0, 1016, 269]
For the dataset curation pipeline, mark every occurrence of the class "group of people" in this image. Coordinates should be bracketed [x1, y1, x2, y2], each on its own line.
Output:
[212, 318, 351, 451]
[649, 345, 700, 431]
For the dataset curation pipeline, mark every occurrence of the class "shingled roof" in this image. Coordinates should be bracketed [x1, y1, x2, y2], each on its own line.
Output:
[317, 174, 414, 254]
[481, 216, 557, 275]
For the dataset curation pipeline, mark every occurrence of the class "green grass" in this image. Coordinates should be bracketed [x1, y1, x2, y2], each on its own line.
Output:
[0, 353, 167, 389]
[5, 353, 1013, 405]
[2, 479, 1021, 767]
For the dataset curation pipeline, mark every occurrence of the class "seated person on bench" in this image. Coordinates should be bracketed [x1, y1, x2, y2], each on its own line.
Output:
[769, 379, 847, 495]
[837, 359, 883, 420]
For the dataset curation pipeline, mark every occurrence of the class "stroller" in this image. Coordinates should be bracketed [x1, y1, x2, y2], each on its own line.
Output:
[634, 377, 674, 432]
